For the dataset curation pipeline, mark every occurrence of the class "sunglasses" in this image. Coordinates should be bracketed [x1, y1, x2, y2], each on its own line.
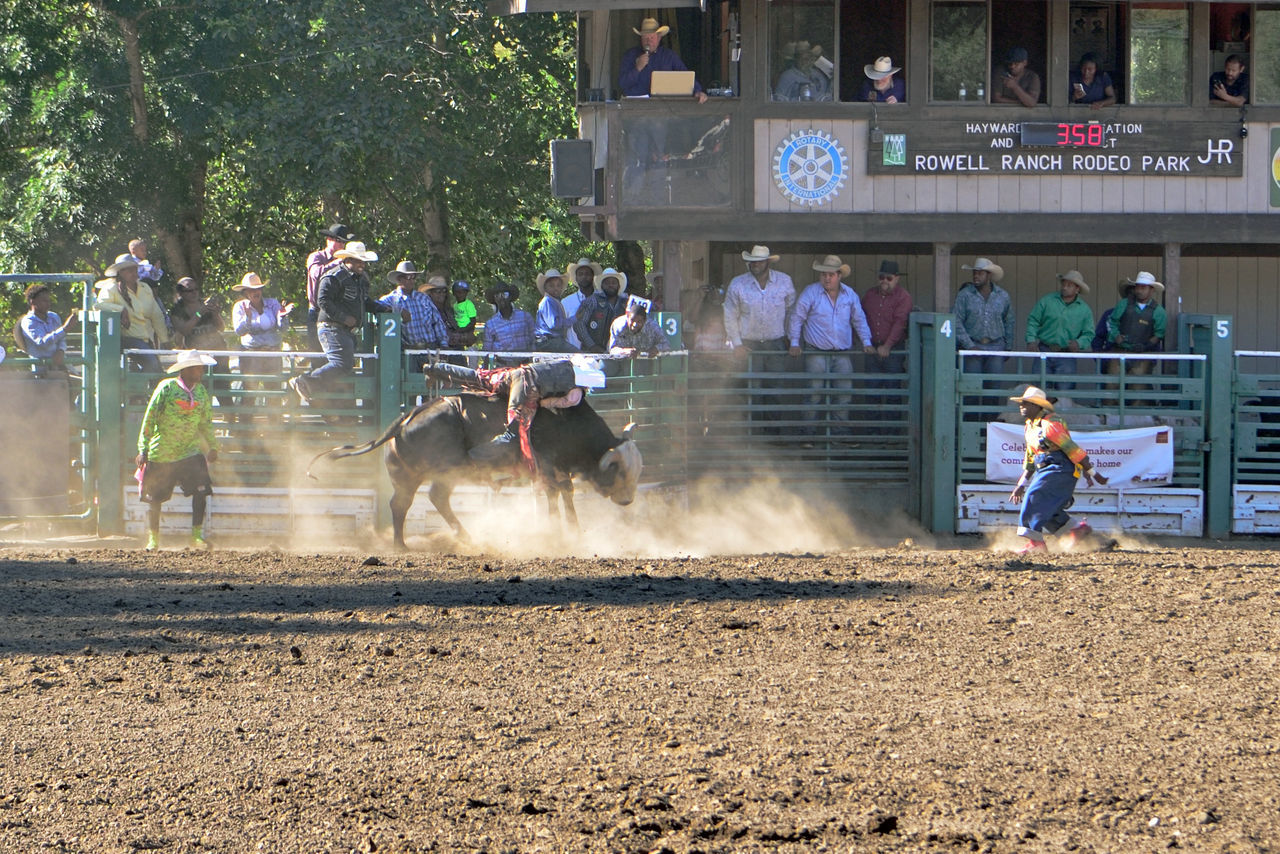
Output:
[877, 274, 896, 280]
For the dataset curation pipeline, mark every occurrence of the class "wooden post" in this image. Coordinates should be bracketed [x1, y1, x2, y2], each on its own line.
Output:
[1163, 242, 1181, 350]
[933, 243, 953, 315]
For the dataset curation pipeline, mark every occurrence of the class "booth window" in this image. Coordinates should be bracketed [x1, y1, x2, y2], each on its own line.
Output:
[839, 0, 908, 103]
[769, 0, 837, 101]
[1069, 3, 1126, 103]
[931, 1, 988, 102]
[1129, 3, 1189, 103]
[1210, 3, 1252, 102]
[598, 6, 740, 101]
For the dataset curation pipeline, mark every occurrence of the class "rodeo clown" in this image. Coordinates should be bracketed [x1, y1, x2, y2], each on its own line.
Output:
[1007, 385, 1108, 553]
[425, 357, 606, 467]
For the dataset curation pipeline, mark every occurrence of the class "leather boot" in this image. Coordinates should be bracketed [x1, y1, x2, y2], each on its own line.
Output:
[469, 417, 521, 465]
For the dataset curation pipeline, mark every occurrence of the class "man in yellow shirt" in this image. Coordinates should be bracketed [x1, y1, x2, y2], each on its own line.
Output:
[95, 254, 171, 372]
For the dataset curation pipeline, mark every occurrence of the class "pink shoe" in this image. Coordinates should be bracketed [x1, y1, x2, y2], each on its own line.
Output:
[1016, 539, 1048, 554]
[1064, 520, 1094, 549]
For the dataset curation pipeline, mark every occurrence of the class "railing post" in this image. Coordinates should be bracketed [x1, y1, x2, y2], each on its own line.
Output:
[374, 315, 403, 532]
[92, 309, 125, 535]
[909, 313, 957, 533]
[1181, 313, 1233, 538]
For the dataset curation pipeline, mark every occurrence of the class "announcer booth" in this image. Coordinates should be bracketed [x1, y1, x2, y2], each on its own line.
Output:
[495, 0, 1280, 533]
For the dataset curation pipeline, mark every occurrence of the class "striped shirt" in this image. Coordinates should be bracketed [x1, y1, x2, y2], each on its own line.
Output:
[483, 309, 536, 352]
[379, 288, 449, 348]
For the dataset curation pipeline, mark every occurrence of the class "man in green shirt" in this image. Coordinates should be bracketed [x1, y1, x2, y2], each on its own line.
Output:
[451, 281, 477, 347]
[137, 350, 220, 551]
[1025, 269, 1094, 389]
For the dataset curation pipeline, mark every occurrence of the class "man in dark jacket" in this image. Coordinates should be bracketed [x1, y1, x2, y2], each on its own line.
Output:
[291, 241, 405, 403]
[573, 268, 629, 353]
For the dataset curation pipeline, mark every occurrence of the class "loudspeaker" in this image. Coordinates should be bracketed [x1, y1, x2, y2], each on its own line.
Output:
[550, 139, 594, 198]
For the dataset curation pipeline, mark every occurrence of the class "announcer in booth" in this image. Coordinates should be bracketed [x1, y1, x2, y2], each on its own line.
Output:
[619, 17, 708, 104]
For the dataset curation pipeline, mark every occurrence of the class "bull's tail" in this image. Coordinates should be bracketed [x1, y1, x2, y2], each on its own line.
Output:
[305, 409, 416, 479]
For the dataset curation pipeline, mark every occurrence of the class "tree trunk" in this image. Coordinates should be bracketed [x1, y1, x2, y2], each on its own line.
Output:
[419, 163, 450, 280]
[156, 159, 206, 280]
[614, 240, 647, 295]
[115, 13, 148, 142]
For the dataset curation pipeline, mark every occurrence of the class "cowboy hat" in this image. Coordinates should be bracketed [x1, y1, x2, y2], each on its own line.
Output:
[1010, 385, 1054, 411]
[175, 276, 199, 292]
[485, 282, 518, 304]
[568, 258, 602, 280]
[864, 56, 901, 80]
[1124, 271, 1165, 293]
[633, 17, 669, 37]
[812, 254, 851, 277]
[333, 241, 378, 263]
[536, 269, 565, 295]
[167, 348, 217, 373]
[878, 260, 901, 276]
[1057, 270, 1091, 293]
[595, 267, 629, 294]
[741, 245, 780, 263]
[104, 254, 139, 277]
[421, 274, 449, 291]
[319, 223, 354, 242]
[961, 257, 1005, 282]
[232, 272, 266, 292]
[386, 260, 420, 284]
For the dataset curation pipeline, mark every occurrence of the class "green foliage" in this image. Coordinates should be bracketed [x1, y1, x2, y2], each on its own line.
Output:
[1129, 8, 1188, 104]
[930, 3, 987, 102]
[0, 0, 607, 331]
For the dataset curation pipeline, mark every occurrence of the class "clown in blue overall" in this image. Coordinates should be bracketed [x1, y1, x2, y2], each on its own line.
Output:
[1007, 386, 1108, 553]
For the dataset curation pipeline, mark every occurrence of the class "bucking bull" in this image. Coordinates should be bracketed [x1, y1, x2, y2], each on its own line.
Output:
[307, 360, 642, 547]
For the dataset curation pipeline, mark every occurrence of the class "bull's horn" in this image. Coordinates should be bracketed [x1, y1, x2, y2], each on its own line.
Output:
[622, 422, 636, 441]
[599, 447, 619, 471]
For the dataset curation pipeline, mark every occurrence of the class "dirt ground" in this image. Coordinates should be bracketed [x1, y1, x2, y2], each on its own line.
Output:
[2, 537, 1279, 853]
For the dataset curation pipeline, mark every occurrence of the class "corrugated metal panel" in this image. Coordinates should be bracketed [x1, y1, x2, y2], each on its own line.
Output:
[958, 484, 1204, 537]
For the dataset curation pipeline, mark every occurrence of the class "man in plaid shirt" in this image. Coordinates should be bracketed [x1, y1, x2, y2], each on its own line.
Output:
[379, 261, 448, 371]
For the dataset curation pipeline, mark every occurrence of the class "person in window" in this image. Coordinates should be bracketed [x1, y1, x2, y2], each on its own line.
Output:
[1069, 52, 1116, 109]
[858, 56, 905, 104]
[775, 41, 832, 102]
[993, 47, 1041, 107]
[619, 17, 707, 104]
[1210, 54, 1249, 106]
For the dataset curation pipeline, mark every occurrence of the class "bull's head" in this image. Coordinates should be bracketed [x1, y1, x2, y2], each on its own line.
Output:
[596, 422, 642, 505]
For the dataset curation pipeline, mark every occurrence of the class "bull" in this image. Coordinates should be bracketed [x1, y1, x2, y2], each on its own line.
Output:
[307, 392, 642, 548]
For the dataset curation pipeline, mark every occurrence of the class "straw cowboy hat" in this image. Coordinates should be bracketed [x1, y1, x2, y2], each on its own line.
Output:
[595, 267, 629, 294]
[422, 274, 449, 291]
[962, 257, 1005, 282]
[783, 41, 824, 63]
[1057, 270, 1091, 293]
[536, 269, 566, 295]
[104, 253, 139, 278]
[741, 245, 780, 263]
[167, 349, 218, 374]
[232, 272, 266, 292]
[864, 56, 901, 80]
[386, 260, 420, 284]
[1010, 385, 1055, 411]
[1124, 271, 1165, 293]
[333, 241, 378, 263]
[812, 254, 851, 277]
[568, 258, 602, 280]
[633, 17, 669, 37]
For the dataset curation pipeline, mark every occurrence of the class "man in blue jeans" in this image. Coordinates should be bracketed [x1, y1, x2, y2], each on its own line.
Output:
[290, 241, 405, 404]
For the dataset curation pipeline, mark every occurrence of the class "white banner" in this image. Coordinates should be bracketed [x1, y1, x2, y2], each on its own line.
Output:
[986, 422, 1174, 486]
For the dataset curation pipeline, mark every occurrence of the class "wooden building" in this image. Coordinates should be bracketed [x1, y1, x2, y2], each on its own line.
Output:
[495, 0, 1280, 349]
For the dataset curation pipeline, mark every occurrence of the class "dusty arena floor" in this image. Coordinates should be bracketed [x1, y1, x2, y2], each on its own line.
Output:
[1, 536, 1278, 853]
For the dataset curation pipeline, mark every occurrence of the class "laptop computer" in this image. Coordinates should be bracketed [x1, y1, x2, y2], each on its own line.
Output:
[650, 70, 695, 97]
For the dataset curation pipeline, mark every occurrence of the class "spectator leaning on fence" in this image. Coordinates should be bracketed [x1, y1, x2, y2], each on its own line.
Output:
[19, 284, 76, 377]
[1025, 270, 1095, 383]
[481, 282, 536, 362]
[232, 273, 293, 403]
[724, 244, 796, 363]
[574, 268, 630, 354]
[380, 261, 447, 371]
[609, 296, 669, 356]
[95, 254, 171, 373]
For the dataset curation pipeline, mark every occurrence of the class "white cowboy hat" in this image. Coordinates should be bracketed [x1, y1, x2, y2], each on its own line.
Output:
[633, 17, 669, 37]
[812, 254, 851, 277]
[420, 274, 449, 291]
[536, 269, 565, 295]
[1056, 270, 1091, 293]
[864, 56, 901, 80]
[741, 245, 780, 263]
[232, 272, 266, 292]
[1124, 271, 1165, 293]
[1010, 385, 1054, 411]
[104, 253, 139, 277]
[595, 267, 629, 294]
[567, 258, 603, 280]
[167, 349, 218, 373]
[962, 257, 1005, 282]
[333, 241, 378, 263]
[386, 260, 420, 284]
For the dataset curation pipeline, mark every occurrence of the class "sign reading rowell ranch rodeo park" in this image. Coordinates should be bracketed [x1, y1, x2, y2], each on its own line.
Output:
[985, 423, 1174, 486]
[870, 121, 1241, 177]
